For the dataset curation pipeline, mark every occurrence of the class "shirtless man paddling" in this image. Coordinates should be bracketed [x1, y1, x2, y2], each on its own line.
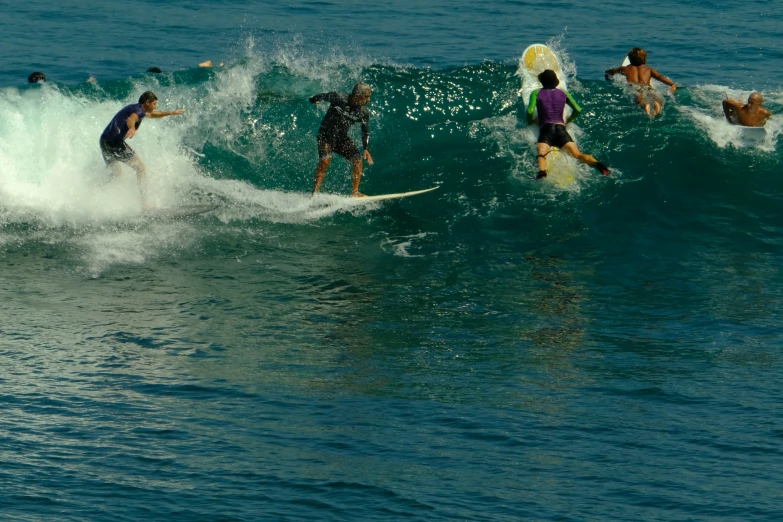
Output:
[722, 92, 771, 127]
[605, 48, 677, 117]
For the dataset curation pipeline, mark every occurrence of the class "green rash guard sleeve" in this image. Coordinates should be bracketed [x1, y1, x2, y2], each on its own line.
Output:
[564, 90, 582, 122]
[526, 89, 539, 125]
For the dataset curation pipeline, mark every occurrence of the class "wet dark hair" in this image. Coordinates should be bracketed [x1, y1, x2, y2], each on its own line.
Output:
[146, 67, 163, 74]
[628, 48, 647, 66]
[138, 91, 158, 104]
[28, 72, 46, 83]
[538, 69, 560, 89]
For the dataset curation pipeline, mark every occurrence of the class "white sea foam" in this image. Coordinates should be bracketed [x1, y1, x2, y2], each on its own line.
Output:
[0, 71, 377, 274]
[379, 232, 431, 258]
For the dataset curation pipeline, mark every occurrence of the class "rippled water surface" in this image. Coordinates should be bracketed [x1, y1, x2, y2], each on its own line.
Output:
[2, 1, 783, 520]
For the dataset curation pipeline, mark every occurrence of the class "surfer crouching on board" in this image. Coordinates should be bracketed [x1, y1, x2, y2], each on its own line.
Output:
[722, 92, 771, 127]
[99, 91, 185, 210]
[604, 48, 676, 118]
[527, 70, 609, 180]
[310, 83, 373, 197]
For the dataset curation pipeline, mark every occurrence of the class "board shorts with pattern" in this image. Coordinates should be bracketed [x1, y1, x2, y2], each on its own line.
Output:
[317, 132, 361, 161]
[634, 84, 662, 104]
[537, 124, 574, 148]
[100, 138, 135, 165]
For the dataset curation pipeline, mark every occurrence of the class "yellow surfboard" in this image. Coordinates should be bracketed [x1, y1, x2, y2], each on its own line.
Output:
[519, 44, 575, 187]
[545, 148, 576, 187]
[522, 44, 562, 76]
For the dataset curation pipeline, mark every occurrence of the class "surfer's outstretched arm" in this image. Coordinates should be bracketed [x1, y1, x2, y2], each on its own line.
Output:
[147, 109, 186, 119]
[309, 92, 341, 105]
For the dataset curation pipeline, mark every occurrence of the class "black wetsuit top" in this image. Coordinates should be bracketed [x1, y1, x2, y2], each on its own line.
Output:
[310, 92, 370, 150]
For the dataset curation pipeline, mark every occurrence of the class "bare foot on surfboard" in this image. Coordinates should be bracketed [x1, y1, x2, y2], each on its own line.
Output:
[351, 192, 366, 197]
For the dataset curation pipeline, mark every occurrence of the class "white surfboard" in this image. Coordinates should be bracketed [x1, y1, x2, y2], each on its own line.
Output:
[144, 204, 219, 219]
[518, 44, 576, 186]
[738, 125, 767, 145]
[352, 186, 439, 202]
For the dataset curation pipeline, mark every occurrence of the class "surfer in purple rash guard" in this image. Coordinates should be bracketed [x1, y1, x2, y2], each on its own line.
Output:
[309, 82, 373, 197]
[99, 91, 185, 209]
[526, 69, 609, 180]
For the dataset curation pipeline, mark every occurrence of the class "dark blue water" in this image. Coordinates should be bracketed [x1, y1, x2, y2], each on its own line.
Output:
[2, 1, 783, 520]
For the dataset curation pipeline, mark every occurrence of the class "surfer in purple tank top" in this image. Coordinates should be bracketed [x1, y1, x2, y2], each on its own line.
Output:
[99, 91, 186, 210]
[526, 70, 609, 179]
[536, 88, 569, 126]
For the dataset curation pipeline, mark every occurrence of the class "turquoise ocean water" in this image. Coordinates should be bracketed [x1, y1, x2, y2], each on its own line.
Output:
[2, 1, 783, 520]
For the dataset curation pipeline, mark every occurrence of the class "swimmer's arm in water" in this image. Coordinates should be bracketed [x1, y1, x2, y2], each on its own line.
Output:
[564, 91, 582, 124]
[526, 89, 539, 125]
[147, 109, 186, 119]
[650, 68, 676, 93]
[605, 66, 625, 81]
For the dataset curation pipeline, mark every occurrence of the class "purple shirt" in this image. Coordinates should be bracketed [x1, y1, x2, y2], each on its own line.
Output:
[100, 103, 145, 143]
[536, 88, 567, 126]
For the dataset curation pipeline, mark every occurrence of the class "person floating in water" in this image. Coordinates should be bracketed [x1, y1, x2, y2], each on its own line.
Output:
[99, 91, 185, 209]
[722, 92, 771, 127]
[604, 48, 677, 117]
[309, 82, 373, 197]
[28, 72, 45, 83]
[527, 70, 609, 180]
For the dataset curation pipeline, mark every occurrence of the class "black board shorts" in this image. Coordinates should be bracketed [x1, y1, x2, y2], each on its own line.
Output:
[317, 132, 361, 161]
[537, 124, 574, 148]
[100, 138, 135, 165]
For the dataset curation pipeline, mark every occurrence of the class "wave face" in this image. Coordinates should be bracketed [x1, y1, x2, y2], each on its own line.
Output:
[2, 44, 782, 266]
[3, 42, 783, 521]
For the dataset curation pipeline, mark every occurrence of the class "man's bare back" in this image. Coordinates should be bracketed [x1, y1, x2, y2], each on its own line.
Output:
[722, 92, 771, 128]
[615, 64, 676, 91]
[605, 48, 677, 117]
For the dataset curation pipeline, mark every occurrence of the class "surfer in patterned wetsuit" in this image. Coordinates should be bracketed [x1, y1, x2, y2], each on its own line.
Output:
[310, 82, 373, 197]
[526, 70, 609, 180]
[99, 91, 185, 209]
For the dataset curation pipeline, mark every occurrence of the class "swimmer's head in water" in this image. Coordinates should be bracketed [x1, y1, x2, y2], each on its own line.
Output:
[146, 67, 163, 74]
[349, 82, 372, 106]
[748, 92, 764, 105]
[628, 48, 647, 66]
[538, 69, 560, 89]
[28, 72, 46, 83]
